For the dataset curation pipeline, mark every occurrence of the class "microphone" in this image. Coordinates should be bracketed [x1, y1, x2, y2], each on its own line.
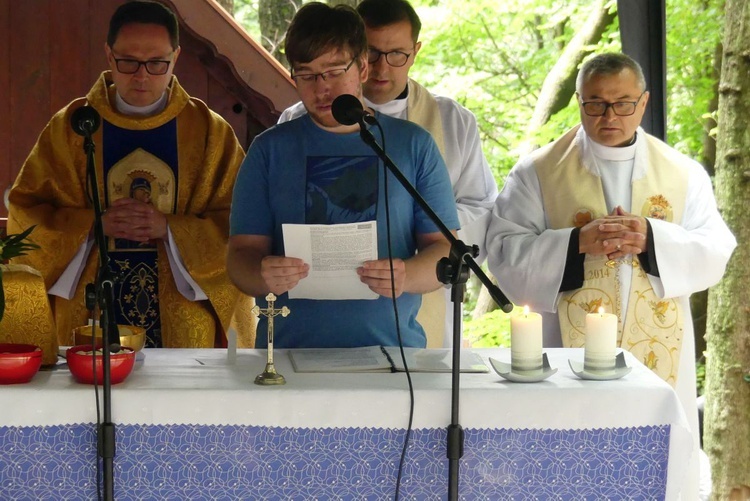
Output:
[70, 105, 101, 136]
[331, 94, 377, 126]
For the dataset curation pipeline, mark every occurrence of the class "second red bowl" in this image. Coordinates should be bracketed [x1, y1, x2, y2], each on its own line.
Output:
[66, 344, 136, 385]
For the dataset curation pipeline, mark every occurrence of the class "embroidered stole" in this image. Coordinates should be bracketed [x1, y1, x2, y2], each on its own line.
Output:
[102, 120, 179, 348]
[406, 79, 448, 347]
[406, 79, 446, 159]
[534, 127, 688, 386]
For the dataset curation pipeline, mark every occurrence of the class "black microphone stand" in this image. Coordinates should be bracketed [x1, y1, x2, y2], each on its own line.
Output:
[353, 118, 513, 501]
[73, 107, 118, 501]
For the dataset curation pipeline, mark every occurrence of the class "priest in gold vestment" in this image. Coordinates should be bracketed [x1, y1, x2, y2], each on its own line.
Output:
[7, 0, 255, 349]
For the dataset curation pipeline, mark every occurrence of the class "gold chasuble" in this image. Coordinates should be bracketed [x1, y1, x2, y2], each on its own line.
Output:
[0, 265, 58, 365]
[8, 71, 255, 349]
[533, 126, 688, 386]
[406, 79, 449, 348]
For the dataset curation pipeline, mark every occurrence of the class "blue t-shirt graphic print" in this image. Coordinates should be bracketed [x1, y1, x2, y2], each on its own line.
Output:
[230, 113, 460, 349]
[306, 155, 378, 225]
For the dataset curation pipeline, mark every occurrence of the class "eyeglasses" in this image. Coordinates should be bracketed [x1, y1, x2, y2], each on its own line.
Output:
[291, 58, 357, 85]
[367, 48, 412, 67]
[113, 55, 173, 75]
[580, 92, 646, 117]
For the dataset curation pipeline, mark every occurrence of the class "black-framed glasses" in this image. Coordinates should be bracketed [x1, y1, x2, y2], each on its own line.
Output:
[113, 55, 173, 75]
[367, 48, 412, 67]
[291, 58, 357, 85]
[580, 92, 646, 117]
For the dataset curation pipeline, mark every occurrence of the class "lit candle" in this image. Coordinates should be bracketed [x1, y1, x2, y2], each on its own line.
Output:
[510, 305, 543, 372]
[584, 307, 617, 371]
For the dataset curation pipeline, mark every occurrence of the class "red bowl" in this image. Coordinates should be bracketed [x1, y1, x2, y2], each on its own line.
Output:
[0, 343, 43, 384]
[66, 344, 136, 385]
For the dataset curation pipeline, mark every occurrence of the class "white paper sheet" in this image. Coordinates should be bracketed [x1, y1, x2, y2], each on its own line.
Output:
[282, 222, 378, 300]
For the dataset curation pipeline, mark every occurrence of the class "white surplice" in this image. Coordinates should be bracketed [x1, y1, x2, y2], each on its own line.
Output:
[485, 126, 736, 501]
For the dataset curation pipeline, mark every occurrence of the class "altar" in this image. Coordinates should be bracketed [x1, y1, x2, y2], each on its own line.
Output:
[0, 347, 691, 500]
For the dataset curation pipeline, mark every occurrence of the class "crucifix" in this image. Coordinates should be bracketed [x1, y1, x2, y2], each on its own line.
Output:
[251, 293, 290, 385]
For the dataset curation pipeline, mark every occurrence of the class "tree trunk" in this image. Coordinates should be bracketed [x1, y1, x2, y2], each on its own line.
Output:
[702, 42, 722, 176]
[705, 1, 750, 498]
[258, 0, 302, 68]
[692, 42, 723, 369]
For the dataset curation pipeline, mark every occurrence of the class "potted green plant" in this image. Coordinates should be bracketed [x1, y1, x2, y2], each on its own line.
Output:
[0, 226, 40, 323]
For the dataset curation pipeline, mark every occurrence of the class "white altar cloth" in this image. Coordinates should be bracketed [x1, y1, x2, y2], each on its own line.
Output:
[0, 347, 691, 500]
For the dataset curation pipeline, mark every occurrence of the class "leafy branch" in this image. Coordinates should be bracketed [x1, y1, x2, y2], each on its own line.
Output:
[0, 226, 40, 261]
[0, 225, 41, 323]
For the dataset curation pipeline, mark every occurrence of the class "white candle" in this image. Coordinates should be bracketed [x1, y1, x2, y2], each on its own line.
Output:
[584, 308, 617, 370]
[510, 306, 543, 372]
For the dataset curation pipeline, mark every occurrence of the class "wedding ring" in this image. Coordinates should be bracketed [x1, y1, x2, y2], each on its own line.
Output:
[616, 244, 621, 251]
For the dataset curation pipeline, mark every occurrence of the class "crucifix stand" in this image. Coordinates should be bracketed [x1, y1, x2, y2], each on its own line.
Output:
[251, 293, 289, 385]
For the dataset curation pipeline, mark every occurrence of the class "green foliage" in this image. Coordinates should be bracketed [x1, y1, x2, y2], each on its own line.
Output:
[0, 226, 40, 262]
[463, 309, 511, 348]
[411, 0, 621, 185]
[665, 0, 724, 163]
[234, 0, 262, 41]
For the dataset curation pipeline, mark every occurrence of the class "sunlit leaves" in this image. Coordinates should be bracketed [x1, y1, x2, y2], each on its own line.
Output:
[665, 0, 723, 163]
[411, 0, 620, 183]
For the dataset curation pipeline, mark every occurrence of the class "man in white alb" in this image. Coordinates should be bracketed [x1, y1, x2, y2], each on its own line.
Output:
[485, 52, 736, 500]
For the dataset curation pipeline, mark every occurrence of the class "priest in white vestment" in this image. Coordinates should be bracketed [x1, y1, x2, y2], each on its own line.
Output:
[485, 53, 736, 500]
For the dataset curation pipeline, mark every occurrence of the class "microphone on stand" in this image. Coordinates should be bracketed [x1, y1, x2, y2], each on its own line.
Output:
[334, 89, 514, 501]
[331, 94, 378, 126]
[71, 106, 101, 136]
[70, 102, 117, 501]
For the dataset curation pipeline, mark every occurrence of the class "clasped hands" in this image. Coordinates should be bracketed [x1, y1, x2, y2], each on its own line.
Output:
[102, 197, 168, 243]
[579, 206, 647, 260]
[260, 256, 406, 298]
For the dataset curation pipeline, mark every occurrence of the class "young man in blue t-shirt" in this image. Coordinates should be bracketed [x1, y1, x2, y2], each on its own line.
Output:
[227, 2, 459, 349]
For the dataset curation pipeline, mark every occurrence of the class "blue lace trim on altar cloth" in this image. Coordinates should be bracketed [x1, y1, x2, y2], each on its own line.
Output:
[0, 424, 670, 500]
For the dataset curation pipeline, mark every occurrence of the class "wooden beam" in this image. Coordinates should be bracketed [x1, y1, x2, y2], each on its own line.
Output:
[168, 0, 298, 115]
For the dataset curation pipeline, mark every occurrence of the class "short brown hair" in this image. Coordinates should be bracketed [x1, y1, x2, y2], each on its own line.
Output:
[357, 0, 422, 43]
[284, 2, 367, 68]
[107, 0, 179, 50]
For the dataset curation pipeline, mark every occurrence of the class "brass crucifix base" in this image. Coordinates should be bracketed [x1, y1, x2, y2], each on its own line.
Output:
[252, 293, 290, 386]
[254, 363, 286, 385]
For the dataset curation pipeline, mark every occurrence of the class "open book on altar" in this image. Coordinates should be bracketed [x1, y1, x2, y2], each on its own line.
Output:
[288, 346, 489, 373]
